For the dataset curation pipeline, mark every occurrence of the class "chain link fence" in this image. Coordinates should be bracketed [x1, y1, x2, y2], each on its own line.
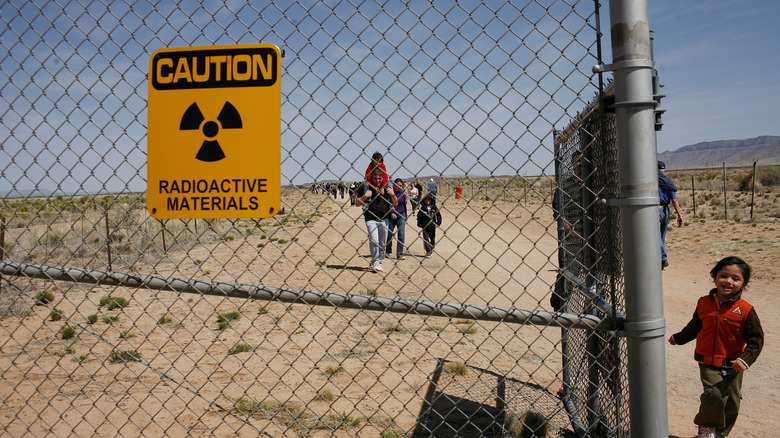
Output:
[1, 1, 629, 436]
[554, 88, 627, 437]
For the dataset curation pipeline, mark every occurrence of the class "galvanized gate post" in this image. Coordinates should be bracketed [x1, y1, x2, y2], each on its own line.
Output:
[601, 1, 669, 436]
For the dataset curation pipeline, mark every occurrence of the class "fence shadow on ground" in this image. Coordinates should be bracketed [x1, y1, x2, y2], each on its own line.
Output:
[325, 264, 372, 272]
[412, 358, 575, 437]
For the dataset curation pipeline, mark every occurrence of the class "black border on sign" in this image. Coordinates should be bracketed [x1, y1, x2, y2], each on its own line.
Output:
[152, 47, 278, 90]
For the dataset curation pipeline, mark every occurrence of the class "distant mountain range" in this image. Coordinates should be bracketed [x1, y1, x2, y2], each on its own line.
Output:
[658, 135, 780, 169]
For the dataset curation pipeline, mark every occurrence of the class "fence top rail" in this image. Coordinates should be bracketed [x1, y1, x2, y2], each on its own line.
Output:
[1, 261, 611, 330]
[554, 83, 615, 147]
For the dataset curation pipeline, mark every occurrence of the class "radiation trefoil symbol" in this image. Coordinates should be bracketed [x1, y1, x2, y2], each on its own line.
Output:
[180, 102, 243, 162]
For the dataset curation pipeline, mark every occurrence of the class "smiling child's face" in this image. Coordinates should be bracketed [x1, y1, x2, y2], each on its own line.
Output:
[713, 264, 745, 301]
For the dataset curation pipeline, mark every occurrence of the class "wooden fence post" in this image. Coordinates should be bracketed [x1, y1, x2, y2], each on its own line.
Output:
[691, 176, 696, 218]
[751, 161, 757, 221]
[722, 162, 728, 220]
[105, 210, 113, 271]
[161, 219, 167, 252]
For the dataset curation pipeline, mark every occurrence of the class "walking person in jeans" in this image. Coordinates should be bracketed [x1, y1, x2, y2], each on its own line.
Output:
[356, 167, 397, 272]
[658, 161, 683, 269]
[409, 181, 419, 214]
[386, 178, 408, 260]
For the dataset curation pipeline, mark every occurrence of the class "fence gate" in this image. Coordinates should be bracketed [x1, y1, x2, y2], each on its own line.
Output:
[1, 1, 630, 436]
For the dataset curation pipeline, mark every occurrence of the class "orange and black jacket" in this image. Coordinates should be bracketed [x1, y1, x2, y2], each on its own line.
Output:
[671, 289, 764, 368]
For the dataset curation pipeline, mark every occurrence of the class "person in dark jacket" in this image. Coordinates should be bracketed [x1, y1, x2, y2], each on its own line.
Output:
[658, 160, 683, 269]
[386, 178, 408, 259]
[416, 193, 442, 257]
[669, 256, 763, 438]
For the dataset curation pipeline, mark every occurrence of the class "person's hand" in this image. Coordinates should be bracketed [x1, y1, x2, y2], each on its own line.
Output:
[364, 190, 373, 198]
[391, 213, 397, 220]
[732, 359, 748, 373]
[677, 216, 683, 227]
[668, 336, 676, 345]
[386, 186, 394, 196]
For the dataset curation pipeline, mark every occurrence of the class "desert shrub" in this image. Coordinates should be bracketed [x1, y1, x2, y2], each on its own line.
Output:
[316, 388, 336, 402]
[109, 350, 142, 363]
[53, 345, 75, 357]
[737, 171, 754, 192]
[216, 311, 241, 330]
[49, 309, 63, 321]
[323, 363, 344, 377]
[444, 361, 469, 376]
[696, 171, 719, 182]
[759, 166, 780, 186]
[99, 296, 129, 310]
[158, 314, 173, 324]
[86, 314, 98, 324]
[60, 326, 76, 340]
[328, 412, 361, 428]
[228, 343, 253, 355]
[504, 410, 549, 438]
[44, 231, 64, 246]
[34, 291, 55, 305]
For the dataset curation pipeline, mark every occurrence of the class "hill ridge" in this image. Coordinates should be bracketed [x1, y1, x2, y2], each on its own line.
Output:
[658, 135, 780, 169]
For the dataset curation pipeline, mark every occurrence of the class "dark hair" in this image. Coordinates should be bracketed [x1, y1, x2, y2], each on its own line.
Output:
[370, 167, 384, 177]
[394, 178, 403, 184]
[710, 256, 751, 286]
[371, 152, 383, 163]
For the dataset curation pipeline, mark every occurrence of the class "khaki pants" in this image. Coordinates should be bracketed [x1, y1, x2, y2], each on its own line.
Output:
[694, 364, 743, 436]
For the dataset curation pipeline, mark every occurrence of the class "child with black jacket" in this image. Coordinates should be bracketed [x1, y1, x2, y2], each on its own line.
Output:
[416, 194, 441, 257]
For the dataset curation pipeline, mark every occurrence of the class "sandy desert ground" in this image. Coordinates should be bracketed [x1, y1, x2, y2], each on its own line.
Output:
[1, 184, 778, 437]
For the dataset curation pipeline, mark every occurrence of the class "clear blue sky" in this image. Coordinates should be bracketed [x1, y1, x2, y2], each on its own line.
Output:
[3, 1, 779, 195]
[645, 1, 780, 152]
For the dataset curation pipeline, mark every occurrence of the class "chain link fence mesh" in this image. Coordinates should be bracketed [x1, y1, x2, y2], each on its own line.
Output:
[1, 1, 628, 436]
[554, 89, 627, 437]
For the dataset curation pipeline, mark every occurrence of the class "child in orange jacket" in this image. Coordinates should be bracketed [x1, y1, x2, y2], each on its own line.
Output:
[669, 256, 764, 438]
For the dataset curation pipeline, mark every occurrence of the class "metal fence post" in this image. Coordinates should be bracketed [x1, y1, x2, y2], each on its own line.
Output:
[604, 1, 669, 436]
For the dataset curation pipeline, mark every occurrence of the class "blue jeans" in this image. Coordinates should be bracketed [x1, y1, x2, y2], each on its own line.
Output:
[386, 215, 406, 257]
[366, 219, 389, 265]
[659, 206, 670, 261]
[422, 226, 436, 256]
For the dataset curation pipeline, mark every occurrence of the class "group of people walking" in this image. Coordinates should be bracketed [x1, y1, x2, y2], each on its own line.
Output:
[356, 152, 442, 272]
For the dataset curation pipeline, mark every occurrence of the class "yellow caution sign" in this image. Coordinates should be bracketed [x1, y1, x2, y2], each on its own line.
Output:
[147, 44, 281, 219]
